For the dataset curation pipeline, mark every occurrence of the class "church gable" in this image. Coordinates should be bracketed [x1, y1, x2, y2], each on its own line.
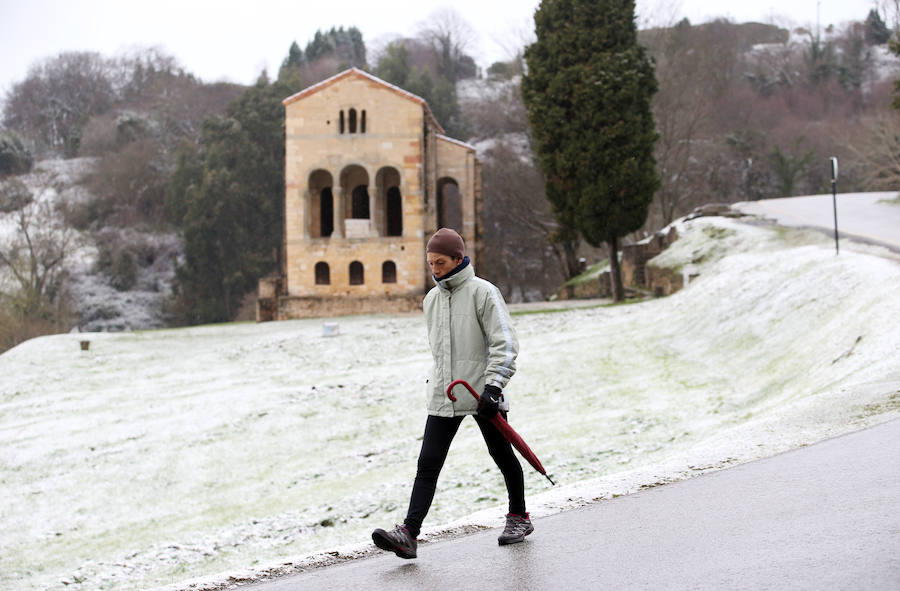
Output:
[283, 68, 444, 136]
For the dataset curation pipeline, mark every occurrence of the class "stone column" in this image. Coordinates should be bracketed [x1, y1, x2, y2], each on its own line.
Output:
[333, 187, 344, 238]
[368, 185, 376, 237]
[302, 189, 311, 239]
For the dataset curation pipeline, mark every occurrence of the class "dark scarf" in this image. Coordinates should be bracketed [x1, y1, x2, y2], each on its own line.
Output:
[434, 256, 470, 281]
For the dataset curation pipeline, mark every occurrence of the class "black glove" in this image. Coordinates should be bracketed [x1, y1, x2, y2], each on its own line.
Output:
[478, 384, 502, 419]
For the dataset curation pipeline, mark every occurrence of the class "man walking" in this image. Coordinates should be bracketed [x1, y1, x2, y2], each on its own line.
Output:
[372, 228, 532, 559]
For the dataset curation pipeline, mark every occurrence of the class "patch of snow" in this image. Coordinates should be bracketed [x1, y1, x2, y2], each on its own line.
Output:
[472, 132, 532, 163]
[457, 76, 521, 103]
[868, 43, 900, 84]
[68, 229, 181, 332]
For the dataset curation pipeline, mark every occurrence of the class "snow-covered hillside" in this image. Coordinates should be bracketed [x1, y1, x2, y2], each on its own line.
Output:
[0, 159, 180, 332]
[1, 215, 898, 591]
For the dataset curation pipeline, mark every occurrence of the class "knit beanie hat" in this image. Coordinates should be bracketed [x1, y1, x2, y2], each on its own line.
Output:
[426, 228, 465, 260]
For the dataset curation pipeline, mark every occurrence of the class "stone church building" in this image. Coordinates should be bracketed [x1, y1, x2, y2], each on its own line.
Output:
[257, 68, 483, 321]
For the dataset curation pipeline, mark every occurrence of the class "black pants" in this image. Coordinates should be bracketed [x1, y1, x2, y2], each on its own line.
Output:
[404, 413, 526, 537]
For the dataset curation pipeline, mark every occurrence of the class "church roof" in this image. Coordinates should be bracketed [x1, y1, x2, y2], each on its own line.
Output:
[436, 133, 477, 152]
[282, 67, 445, 134]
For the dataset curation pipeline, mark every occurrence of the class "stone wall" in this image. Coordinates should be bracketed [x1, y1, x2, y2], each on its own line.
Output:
[622, 226, 679, 291]
[556, 272, 612, 300]
[644, 264, 684, 297]
[277, 294, 422, 319]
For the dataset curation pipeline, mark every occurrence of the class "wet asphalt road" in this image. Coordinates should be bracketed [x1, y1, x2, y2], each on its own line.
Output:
[734, 192, 900, 252]
[248, 419, 900, 591]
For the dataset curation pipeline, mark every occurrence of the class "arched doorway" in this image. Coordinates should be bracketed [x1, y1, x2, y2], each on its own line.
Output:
[376, 166, 402, 237]
[340, 165, 370, 238]
[386, 188, 402, 236]
[308, 169, 334, 238]
[352, 185, 370, 218]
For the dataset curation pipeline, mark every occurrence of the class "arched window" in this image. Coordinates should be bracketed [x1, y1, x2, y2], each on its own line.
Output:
[320, 188, 334, 237]
[382, 261, 397, 284]
[437, 178, 462, 231]
[361, 110, 367, 133]
[349, 108, 357, 134]
[386, 186, 402, 236]
[339, 110, 345, 134]
[349, 261, 364, 285]
[315, 262, 330, 285]
[351, 185, 369, 218]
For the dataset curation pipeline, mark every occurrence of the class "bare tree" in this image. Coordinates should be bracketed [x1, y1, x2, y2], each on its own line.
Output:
[461, 73, 585, 287]
[846, 111, 900, 189]
[0, 172, 75, 319]
[3, 52, 116, 156]
[481, 139, 582, 290]
[418, 7, 478, 82]
[650, 25, 713, 226]
[644, 19, 748, 229]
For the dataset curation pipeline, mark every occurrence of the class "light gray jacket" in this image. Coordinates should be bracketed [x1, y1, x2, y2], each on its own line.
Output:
[423, 262, 518, 417]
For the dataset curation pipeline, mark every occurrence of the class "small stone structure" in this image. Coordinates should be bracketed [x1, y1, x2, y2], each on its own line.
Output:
[555, 203, 744, 299]
[258, 68, 483, 321]
[621, 226, 680, 291]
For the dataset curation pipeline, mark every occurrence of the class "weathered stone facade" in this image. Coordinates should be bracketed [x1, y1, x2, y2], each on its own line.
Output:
[258, 68, 482, 320]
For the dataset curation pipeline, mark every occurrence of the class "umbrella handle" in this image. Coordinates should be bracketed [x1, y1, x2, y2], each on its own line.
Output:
[446, 379, 480, 402]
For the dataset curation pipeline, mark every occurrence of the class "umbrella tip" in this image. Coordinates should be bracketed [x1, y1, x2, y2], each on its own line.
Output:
[545, 474, 555, 486]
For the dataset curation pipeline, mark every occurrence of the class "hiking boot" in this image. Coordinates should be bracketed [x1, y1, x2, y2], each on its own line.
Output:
[498, 513, 534, 545]
[372, 524, 417, 559]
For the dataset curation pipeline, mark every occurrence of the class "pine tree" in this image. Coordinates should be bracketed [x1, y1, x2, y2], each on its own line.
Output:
[375, 42, 412, 88]
[304, 27, 366, 69]
[522, 0, 660, 301]
[865, 9, 891, 46]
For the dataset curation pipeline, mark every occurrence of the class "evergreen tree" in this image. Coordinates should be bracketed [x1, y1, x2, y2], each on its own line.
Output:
[0, 130, 34, 176]
[865, 9, 891, 46]
[172, 75, 300, 324]
[283, 41, 304, 68]
[164, 140, 202, 225]
[522, 0, 660, 301]
[375, 41, 466, 137]
[304, 27, 366, 68]
[375, 42, 412, 88]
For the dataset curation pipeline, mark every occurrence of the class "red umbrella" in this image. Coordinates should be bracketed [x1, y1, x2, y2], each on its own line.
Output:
[447, 379, 555, 486]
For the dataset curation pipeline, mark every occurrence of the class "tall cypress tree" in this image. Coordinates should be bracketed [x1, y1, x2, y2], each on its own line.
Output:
[522, 0, 659, 301]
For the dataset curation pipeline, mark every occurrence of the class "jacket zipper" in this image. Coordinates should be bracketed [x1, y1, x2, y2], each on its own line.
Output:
[446, 291, 452, 410]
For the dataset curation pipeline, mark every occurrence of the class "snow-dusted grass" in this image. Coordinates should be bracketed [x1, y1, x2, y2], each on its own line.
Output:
[2, 216, 899, 591]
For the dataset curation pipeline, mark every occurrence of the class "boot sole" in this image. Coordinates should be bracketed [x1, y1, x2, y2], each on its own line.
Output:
[498, 525, 534, 545]
[372, 529, 417, 559]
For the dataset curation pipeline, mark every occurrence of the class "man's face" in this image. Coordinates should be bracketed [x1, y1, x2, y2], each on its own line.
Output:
[427, 252, 462, 278]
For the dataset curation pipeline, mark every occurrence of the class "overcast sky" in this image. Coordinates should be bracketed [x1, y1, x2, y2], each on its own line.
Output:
[0, 0, 878, 98]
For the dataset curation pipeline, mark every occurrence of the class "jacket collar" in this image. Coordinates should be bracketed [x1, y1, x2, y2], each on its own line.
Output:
[434, 257, 474, 292]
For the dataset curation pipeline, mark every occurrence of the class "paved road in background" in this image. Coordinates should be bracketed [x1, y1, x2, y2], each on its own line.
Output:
[250, 419, 900, 591]
[734, 192, 900, 252]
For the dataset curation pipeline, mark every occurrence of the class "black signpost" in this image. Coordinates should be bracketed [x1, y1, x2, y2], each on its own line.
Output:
[830, 157, 839, 255]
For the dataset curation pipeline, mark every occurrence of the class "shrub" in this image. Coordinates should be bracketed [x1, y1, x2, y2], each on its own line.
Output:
[0, 178, 34, 213]
[0, 131, 34, 176]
